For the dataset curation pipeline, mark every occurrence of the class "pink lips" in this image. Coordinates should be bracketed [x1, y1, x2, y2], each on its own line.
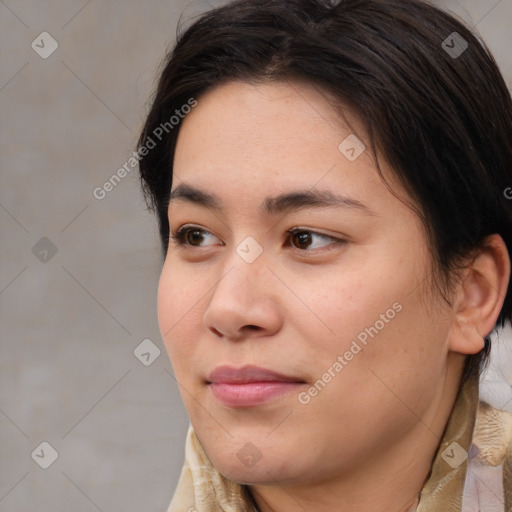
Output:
[207, 365, 305, 407]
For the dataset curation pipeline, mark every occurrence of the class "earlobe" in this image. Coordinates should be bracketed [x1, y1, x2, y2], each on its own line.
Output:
[448, 234, 510, 355]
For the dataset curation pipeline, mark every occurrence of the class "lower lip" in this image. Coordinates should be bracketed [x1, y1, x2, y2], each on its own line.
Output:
[209, 381, 303, 407]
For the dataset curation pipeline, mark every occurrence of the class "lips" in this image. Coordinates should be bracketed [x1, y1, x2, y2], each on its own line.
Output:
[207, 364, 304, 384]
[207, 365, 305, 407]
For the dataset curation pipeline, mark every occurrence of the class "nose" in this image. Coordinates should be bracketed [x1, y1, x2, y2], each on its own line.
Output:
[202, 254, 282, 341]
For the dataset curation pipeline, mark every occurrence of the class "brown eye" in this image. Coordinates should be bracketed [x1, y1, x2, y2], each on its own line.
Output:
[291, 231, 313, 250]
[287, 228, 346, 253]
[186, 229, 206, 246]
[169, 226, 220, 248]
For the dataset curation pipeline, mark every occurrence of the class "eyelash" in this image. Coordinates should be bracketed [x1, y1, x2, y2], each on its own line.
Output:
[168, 225, 346, 253]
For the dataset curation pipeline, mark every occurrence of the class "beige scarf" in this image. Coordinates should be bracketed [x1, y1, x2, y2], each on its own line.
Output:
[168, 373, 512, 512]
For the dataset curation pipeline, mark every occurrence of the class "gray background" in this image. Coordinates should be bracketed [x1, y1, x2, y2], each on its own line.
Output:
[1, 1, 511, 511]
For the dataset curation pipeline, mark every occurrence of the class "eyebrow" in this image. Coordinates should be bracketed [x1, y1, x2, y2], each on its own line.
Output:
[168, 183, 375, 216]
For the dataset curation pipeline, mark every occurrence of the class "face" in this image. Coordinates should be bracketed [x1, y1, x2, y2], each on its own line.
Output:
[158, 80, 457, 486]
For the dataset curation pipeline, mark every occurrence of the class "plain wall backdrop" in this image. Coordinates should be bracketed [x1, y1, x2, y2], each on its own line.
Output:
[1, 0, 511, 511]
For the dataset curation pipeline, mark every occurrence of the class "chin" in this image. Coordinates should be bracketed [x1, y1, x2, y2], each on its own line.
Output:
[219, 464, 278, 485]
[204, 442, 308, 486]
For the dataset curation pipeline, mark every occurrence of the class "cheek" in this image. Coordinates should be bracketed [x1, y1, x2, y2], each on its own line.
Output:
[157, 260, 204, 364]
[157, 262, 178, 338]
[345, 284, 450, 419]
[308, 254, 448, 383]
[298, 290, 450, 447]
[303, 270, 401, 348]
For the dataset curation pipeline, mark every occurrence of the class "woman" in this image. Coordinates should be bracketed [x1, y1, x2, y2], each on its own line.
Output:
[137, 0, 512, 510]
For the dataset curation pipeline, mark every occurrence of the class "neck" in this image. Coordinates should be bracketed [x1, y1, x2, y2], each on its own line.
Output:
[247, 487, 421, 512]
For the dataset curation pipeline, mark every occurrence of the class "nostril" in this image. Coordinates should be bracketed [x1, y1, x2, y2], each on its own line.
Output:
[208, 325, 261, 339]
[210, 327, 223, 337]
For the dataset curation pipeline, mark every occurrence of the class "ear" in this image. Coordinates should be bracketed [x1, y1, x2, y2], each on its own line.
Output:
[448, 234, 511, 355]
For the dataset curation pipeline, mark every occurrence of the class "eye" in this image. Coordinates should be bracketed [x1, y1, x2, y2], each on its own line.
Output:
[169, 225, 345, 253]
[286, 228, 345, 252]
[169, 225, 221, 248]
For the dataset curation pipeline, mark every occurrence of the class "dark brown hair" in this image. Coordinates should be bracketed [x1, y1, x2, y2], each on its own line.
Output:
[138, 0, 512, 382]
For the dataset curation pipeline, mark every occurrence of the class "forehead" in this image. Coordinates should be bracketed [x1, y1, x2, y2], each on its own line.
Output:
[176, 80, 357, 157]
[172, 80, 406, 217]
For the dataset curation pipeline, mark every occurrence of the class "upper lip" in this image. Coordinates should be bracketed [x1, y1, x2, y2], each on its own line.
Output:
[207, 365, 305, 384]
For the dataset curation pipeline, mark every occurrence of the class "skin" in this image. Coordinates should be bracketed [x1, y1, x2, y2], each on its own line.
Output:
[157, 80, 510, 512]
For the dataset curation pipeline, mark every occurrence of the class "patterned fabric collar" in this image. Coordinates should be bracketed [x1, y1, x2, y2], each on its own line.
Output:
[168, 372, 512, 512]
